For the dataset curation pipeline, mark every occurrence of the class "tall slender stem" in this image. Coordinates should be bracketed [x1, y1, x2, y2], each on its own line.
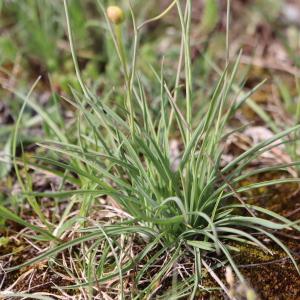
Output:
[176, 0, 192, 142]
[115, 24, 135, 134]
[185, 0, 192, 137]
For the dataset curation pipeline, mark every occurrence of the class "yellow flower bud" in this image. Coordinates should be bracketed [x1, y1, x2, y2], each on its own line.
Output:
[107, 6, 124, 25]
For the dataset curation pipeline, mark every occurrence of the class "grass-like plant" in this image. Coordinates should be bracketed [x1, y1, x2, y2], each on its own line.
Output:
[2, 0, 87, 71]
[244, 75, 300, 175]
[2, 0, 300, 298]
[275, 77, 300, 173]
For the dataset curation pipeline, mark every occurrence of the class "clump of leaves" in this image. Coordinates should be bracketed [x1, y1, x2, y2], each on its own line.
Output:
[2, 0, 300, 298]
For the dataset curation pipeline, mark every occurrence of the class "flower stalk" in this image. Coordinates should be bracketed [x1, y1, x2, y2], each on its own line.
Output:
[107, 5, 135, 134]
